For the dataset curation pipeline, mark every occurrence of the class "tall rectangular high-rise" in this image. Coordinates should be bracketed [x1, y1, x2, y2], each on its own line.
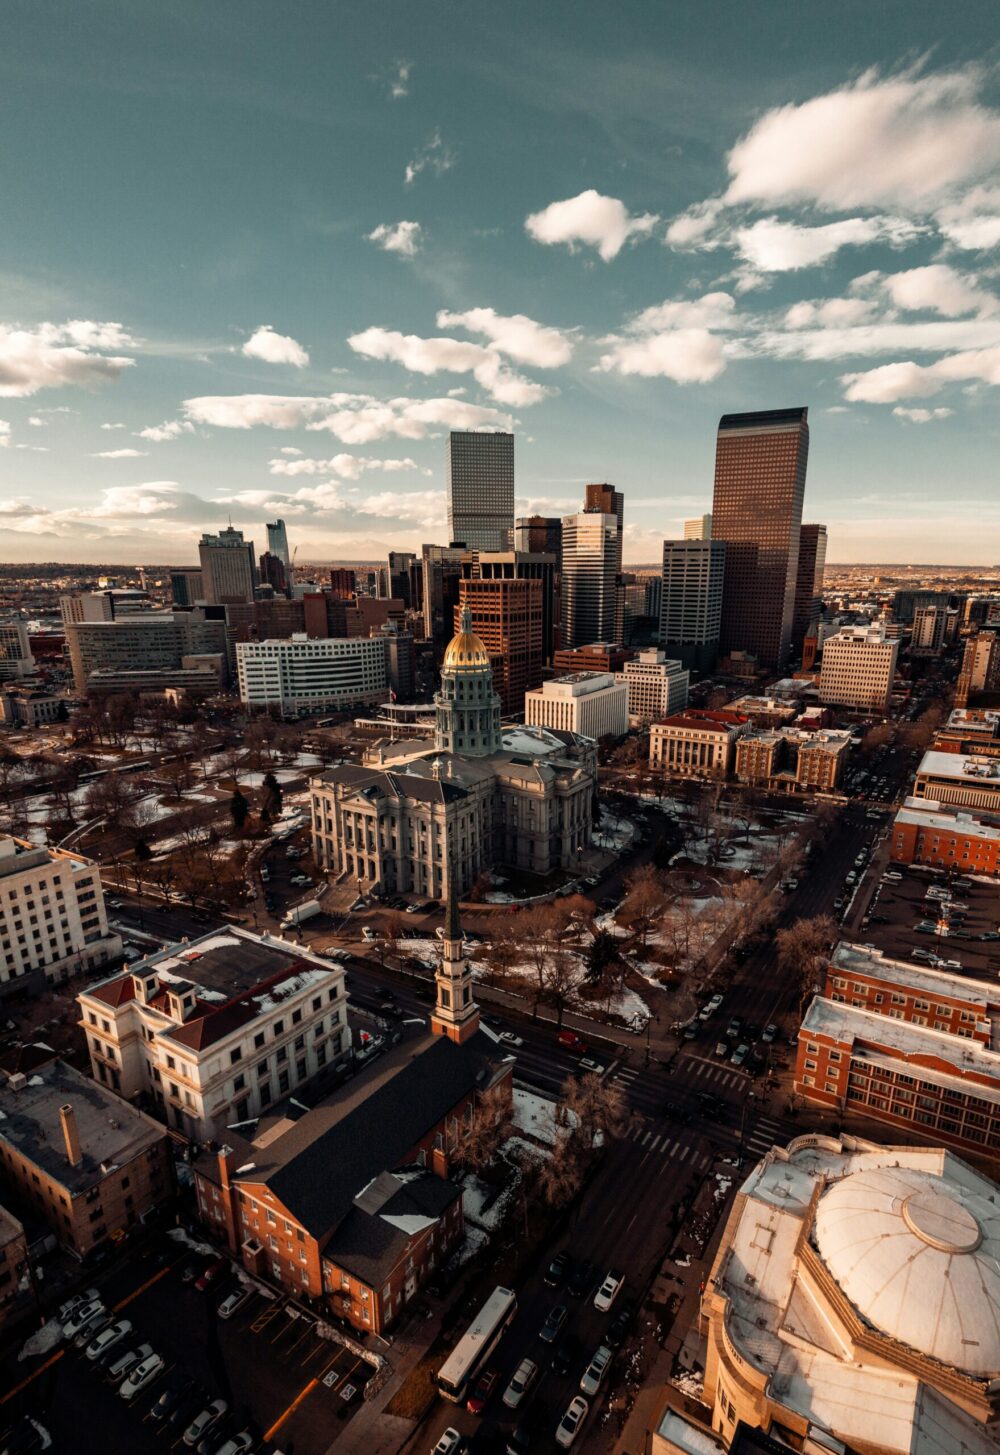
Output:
[457, 576, 543, 715]
[712, 407, 809, 670]
[561, 511, 621, 649]
[660, 538, 726, 675]
[514, 516, 562, 558]
[584, 483, 625, 639]
[266, 518, 290, 570]
[387, 551, 416, 609]
[446, 430, 514, 551]
[684, 514, 712, 540]
[198, 527, 258, 605]
[790, 523, 827, 664]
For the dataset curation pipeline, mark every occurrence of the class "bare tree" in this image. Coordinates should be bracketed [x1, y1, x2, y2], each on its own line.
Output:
[776, 914, 837, 1012]
[561, 1071, 630, 1155]
[619, 865, 667, 954]
[462, 1085, 514, 1174]
[544, 948, 581, 1028]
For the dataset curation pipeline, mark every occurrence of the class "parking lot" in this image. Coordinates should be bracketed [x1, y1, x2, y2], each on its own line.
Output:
[860, 863, 1000, 979]
[1, 1241, 369, 1455]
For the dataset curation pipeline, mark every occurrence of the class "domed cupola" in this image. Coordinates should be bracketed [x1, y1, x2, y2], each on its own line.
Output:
[434, 605, 502, 756]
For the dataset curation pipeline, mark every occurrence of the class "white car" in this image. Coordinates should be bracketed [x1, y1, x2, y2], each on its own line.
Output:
[503, 1357, 538, 1410]
[58, 1287, 99, 1324]
[74, 1308, 112, 1347]
[431, 1430, 463, 1455]
[217, 1286, 253, 1320]
[579, 1344, 612, 1397]
[405, 903, 422, 914]
[106, 1342, 153, 1386]
[594, 1270, 624, 1312]
[215, 1435, 254, 1455]
[362, 926, 377, 942]
[555, 1395, 590, 1448]
[62, 1299, 104, 1339]
[183, 1399, 228, 1446]
[120, 1352, 165, 1401]
[499, 1031, 523, 1048]
[86, 1317, 132, 1361]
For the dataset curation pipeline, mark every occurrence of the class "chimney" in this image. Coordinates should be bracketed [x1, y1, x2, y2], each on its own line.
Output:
[59, 1103, 82, 1168]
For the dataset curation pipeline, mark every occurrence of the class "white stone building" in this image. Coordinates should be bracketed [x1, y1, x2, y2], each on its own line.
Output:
[77, 928, 349, 1141]
[311, 608, 598, 897]
[0, 837, 121, 998]
[524, 671, 628, 739]
[649, 710, 749, 779]
[236, 634, 387, 717]
[614, 648, 688, 727]
[818, 624, 899, 712]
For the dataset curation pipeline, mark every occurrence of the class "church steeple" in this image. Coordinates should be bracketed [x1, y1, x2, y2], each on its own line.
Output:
[431, 866, 480, 1044]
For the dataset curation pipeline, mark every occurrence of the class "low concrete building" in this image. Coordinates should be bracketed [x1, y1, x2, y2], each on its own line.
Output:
[236, 634, 387, 717]
[0, 1058, 173, 1258]
[0, 687, 62, 726]
[649, 710, 749, 779]
[913, 750, 1000, 813]
[77, 929, 349, 1142]
[723, 695, 798, 728]
[0, 836, 121, 999]
[615, 648, 689, 727]
[524, 671, 629, 739]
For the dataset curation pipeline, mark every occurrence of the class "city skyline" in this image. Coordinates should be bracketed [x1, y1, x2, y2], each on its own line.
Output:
[1, 4, 1000, 565]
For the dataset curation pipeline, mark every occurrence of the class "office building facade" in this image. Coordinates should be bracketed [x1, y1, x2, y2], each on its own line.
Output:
[957, 631, 1000, 708]
[198, 527, 258, 604]
[387, 551, 416, 609]
[422, 544, 470, 652]
[474, 550, 560, 664]
[712, 407, 809, 670]
[514, 515, 562, 558]
[659, 538, 726, 675]
[790, 523, 827, 665]
[818, 625, 899, 713]
[562, 511, 621, 648]
[525, 671, 629, 739]
[446, 429, 514, 552]
[683, 514, 712, 540]
[236, 635, 387, 717]
[266, 518, 290, 569]
[0, 622, 33, 682]
[0, 836, 121, 997]
[65, 612, 228, 695]
[457, 576, 543, 716]
[615, 648, 689, 726]
[169, 569, 204, 607]
[649, 710, 749, 778]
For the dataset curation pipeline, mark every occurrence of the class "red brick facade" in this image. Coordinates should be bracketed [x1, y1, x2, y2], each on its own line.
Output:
[892, 811, 1000, 874]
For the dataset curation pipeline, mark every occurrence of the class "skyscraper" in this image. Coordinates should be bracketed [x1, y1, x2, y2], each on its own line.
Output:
[514, 516, 562, 558]
[197, 527, 258, 605]
[422, 544, 471, 652]
[561, 510, 621, 649]
[684, 514, 712, 540]
[712, 407, 809, 670]
[790, 523, 827, 666]
[475, 550, 561, 664]
[660, 538, 726, 674]
[457, 576, 543, 715]
[387, 551, 416, 609]
[584, 483, 625, 639]
[446, 430, 514, 552]
[266, 518, 290, 570]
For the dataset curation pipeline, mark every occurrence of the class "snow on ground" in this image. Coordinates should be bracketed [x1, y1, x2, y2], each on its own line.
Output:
[512, 1087, 561, 1145]
[166, 1226, 217, 1256]
[592, 806, 637, 852]
[484, 892, 515, 904]
[18, 1321, 63, 1361]
[462, 1172, 520, 1233]
[615, 986, 651, 1025]
[449, 1224, 491, 1269]
[672, 1370, 705, 1400]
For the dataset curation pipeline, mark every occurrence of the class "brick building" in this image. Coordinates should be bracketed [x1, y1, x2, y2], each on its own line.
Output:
[0, 1206, 28, 1325]
[649, 710, 749, 779]
[892, 801, 1000, 874]
[0, 1058, 173, 1258]
[457, 576, 543, 715]
[734, 726, 849, 794]
[795, 943, 1000, 1158]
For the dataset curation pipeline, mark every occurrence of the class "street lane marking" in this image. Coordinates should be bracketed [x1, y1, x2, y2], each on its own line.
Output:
[264, 1377, 319, 1442]
[641, 1131, 651, 1145]
[1, 1350, 64, 1404]
[679, 1145, 690, 1161]
[114, 1263, 172, 1311]
[668, 1140, 679, 1156]
[649, 1135, 661, 1151]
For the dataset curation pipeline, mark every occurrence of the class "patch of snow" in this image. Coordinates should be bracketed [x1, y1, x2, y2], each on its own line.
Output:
[18, 1321, 64, 1361]
[484, 892, 515, 904]
[27, 1075, 44, 1086]
[166, 1227, 216, 1256]
[380, 1212, 438, 1235]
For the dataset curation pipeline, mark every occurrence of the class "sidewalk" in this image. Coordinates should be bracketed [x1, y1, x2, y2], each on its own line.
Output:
[326, 1309, 443, 1455]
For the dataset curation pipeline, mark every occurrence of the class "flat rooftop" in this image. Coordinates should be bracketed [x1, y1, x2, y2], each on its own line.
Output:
[0, 1059, 165, 1196]
[917, 750, 1000, 782]
[802, 996, 1000, 1084]
[832, 942, 996, 1012]
[895, 802, 1000, 841]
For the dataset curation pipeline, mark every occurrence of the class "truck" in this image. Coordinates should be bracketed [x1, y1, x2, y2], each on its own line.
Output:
[281, 899, 323, 929]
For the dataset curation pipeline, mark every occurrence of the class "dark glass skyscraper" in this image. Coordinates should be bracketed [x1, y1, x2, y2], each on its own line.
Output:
[446, 430, 514, 552]
[790, 523, 827, 664]
[712, 407, 809, 670]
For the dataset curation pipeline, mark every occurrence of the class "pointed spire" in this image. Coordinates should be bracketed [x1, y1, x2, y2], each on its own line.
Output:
[445, 860, 462, 943]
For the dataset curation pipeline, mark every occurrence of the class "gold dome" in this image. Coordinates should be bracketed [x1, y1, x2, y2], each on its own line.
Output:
[443, 606, 490, 670]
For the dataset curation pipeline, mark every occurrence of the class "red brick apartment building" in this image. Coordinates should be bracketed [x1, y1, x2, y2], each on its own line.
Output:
[194, 1031, 512, 1334]
[892, 801, 1000, 874]
[795, 943, 1000, 1157]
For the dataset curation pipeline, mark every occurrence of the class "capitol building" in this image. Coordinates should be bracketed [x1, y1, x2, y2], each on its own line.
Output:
[657, 1133, 1000, 1455]
[309, 607, 597, 900]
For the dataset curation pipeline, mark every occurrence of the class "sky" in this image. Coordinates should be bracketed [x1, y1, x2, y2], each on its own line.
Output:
[1, 1, 1000, 567]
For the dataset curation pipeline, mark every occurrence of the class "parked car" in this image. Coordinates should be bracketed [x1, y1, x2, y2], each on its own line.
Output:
[194, 1257, 228, 1292]
[594, 1270, 624, 1312]
[579, 1344, 612, 1396]
[731, 1043, 750, 1067]
[555, 1395, 590, 1449]
[106, 1342, 153, 1385]
[467, 1368, 499, 1415]
[606, 1302, 634, 1349]
[544, 1250, 572, 1288]
[217, 1286, 252, 1320]
[120, 1352, 165, 1401]
[725, 1017, 741, 1039]
[432, 1431, 464, 1455]
[85, 1318, 132, 1362]
[183, 1400, 228, 1446]
[539, 1303, 569, 1343]
[567, 1259, 595, 1300]
[405, 903, 422, 913]
[761, 1024, 777, 1043]
[215, 1436, 253, 1455]
[58, 1288, 99, 1324]
[62, 1299, 104, 1340]
[148, 1374, 189, 1423]
[502, 1357, 538, 1411]
[74, 1308, 112, 1348]
[499, 1032, 523, 1048]
[714, 1040, 728, 1058]
[549, 1335, 579, 1377]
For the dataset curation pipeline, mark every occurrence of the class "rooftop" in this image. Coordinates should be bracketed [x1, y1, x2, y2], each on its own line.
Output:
[0, 836, 90, 882]
[895, 801, 1000, 842]
[654, 710, 749, 731]
[831, 941, 996, 1012]
[801, 995, 1000, 1080]
[0, 1059, 166, 1196]
[917, 751, 1000, 783]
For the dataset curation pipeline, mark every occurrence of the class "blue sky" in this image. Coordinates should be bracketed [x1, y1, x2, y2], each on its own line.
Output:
[1, 1, 999, 565]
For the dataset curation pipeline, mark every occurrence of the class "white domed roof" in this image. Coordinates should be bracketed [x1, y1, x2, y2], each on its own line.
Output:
[814, 1165, 1000, 1375]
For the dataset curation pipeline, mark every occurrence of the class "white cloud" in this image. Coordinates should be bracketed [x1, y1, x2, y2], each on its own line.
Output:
[0, 420, 9, 447]
[279, 446, 303, 455]
[27, 415, 44, 427]
[136, 419, 195, 442]
[878, 263, 996, 317]
[842, 347, 1000, 402]
[734, 215, 920, 271]
[388, 60, 410, 100]
[0, 321, 135, 397]
[935, 185, 1000, 250]
[754, 317, 1000, 363]
[404, 129, 454, 186]
[101, 421, 127, 430]
[242, 325, 309, 368]
[597, 329, 726, 383]
[525, 189, 659, 262]
[892, 406, 954, 423]
[367, 221, 422, 256]
[724, 66, 1000, 211]
[92, 447, 148, 458]
[268, 454, 424, 479]
[665, 199, 726, 249]
[436, 307, 574, 367]
[182, 391, 512, 442]
[784, 297, 877, 328]
[346, 326, 551, 407]
[626, 293, 738, 332]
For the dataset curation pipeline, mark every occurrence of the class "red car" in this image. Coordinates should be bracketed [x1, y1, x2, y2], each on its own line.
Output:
[194, 1256, 227, 1292]
[467, 1368, 499, 1415]
[557, 1030, 586, 1053]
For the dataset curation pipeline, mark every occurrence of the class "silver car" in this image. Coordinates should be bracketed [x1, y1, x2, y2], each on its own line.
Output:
[502, 1357, 538, 1410]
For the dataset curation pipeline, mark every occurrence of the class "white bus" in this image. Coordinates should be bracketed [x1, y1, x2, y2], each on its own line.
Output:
[436, 1286, 517, 1403]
